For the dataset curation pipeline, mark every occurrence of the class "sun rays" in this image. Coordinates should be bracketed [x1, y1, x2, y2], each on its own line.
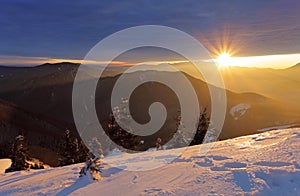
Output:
[217, 53, 232, 67]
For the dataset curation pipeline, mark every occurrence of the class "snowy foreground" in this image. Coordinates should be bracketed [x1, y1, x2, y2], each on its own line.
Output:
[1, 128, 300, 196]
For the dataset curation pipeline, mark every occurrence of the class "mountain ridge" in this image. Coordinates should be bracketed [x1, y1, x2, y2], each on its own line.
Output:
[0, 61, 299, 165]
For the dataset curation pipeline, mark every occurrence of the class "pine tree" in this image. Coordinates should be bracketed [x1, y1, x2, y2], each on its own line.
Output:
[59, 130, 90, 165]
[60, 129, 77, 165]
[74, 138, 80, 158]
[89, 157, 103, 180]
[73, 138, 85, 163]
[79, 157, 103, 180]
[9, 134, 30, 171]
[190, 108, 210, 146]
[75, 139, 90, 163]
[202, 127, 219, 143]
[166, 109, 189, 149]
[107, 113, 141, 151]
[88, 137, 103, 158]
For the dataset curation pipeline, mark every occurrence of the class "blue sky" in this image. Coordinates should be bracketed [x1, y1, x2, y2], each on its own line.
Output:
[0, 0, 299, 66]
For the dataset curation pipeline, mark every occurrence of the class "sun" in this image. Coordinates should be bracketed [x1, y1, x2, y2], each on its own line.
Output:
[217, 53, 232, 67]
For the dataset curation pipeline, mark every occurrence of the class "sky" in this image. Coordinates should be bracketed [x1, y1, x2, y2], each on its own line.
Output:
[0, 0, 299, 68]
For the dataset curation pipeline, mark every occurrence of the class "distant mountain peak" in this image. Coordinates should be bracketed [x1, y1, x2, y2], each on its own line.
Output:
[39, 62, 79, 67]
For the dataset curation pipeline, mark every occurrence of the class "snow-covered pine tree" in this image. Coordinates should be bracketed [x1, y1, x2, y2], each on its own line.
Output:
[89, 157, 103, 180]
[60, 129, 81, 166]
[8, 134, 30, 172]
[88, 137, 104, 159]
[166, 109, 189, 149]
[79, 157, 103, 181]
[73, 138, 89, 163]
[107, 113, 141, 151]
[76, 140, 90, 163]
[202, 127, 219, 143]
[74, 138, 79, 155]
[190, 108, 210, 146]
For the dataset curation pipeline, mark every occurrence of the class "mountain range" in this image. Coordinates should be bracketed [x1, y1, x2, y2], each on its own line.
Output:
[0, 62, 299, 165]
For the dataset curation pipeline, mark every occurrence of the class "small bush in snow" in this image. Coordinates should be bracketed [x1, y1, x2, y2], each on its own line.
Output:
[79, 157, 103, 181]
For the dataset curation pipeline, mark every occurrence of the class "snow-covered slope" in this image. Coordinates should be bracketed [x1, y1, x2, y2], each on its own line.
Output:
[230, 103, 251, 120]
[1, 128, 300, 195]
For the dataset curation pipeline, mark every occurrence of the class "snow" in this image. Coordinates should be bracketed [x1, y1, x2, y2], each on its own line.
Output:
[15, 135, 24, 140]
[106, 148, 123, 157]
[0, 159, 11, 174]
[258, 124, 300, 132]
[1, 128, 300, 195]
[230, 103, 251, 120]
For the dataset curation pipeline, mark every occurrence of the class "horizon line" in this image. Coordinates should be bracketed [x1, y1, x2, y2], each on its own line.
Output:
[0, 53, 299, 69]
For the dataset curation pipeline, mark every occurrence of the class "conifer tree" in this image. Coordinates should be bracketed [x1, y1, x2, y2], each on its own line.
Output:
[107, 113, 141, 151]
[88, 137, 103, 158]
[79, 157, 103, 180]
[60, 129, 76, 165]
[73, 138, 84, 163]
[190, 108, 210, 146]
[60, 130, 90, 165]
[9, 134, 30, 171]
[167, 109, 189, 149]
[75, 139, 90, 163]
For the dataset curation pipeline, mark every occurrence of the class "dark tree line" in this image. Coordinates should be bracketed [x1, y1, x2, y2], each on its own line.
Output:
[104, 108, 210, 151]
[59, 129, 90, 166]
[3, 108, 210, 173]
[4, 129, 91, 172]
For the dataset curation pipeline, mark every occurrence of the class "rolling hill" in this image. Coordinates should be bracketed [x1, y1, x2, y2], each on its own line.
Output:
[220, 63, 300, 110]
